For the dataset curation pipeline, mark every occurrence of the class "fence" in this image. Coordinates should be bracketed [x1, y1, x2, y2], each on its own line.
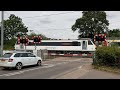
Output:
[37, 49, 49, 61]
[1, 49, 94, 59]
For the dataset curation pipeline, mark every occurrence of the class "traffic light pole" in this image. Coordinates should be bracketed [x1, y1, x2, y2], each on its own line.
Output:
[33, 36, 41, 50]
[1, 11, 4, 57]
[35, 42, 36, 50]
[25, 44, 26, 52]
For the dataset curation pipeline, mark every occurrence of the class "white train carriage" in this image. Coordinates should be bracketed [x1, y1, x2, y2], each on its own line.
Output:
[15, 38, 96, 55]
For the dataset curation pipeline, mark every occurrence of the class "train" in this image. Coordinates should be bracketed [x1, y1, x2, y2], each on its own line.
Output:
[14, 38, 96, 56]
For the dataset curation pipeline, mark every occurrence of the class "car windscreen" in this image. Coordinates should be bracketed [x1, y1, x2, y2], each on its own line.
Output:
[3, 53, 13, 58]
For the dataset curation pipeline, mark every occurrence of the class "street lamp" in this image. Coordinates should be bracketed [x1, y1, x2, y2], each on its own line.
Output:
[1, 11, 4, 57]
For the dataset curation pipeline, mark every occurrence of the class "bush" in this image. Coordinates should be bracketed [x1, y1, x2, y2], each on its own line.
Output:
[93, 46, 120, 66]
[4, 38, 17, 50]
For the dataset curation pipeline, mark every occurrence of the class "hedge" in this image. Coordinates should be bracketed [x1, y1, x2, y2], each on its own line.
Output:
[93, 46, 120, 66]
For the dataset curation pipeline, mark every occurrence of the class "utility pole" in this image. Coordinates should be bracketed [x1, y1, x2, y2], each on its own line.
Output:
[35, 42, 36, 50]
[1, 11, 4, 56]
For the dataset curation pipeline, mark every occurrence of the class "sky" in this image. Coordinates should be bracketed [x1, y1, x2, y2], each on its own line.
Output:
[1, 11, 120, 39]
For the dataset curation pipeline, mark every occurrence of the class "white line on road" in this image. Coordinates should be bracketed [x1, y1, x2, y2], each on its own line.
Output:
[0, 60, 84, 77]
[0, 62, 70, 77]
[78, 66, 82, 69]
[0, 64, 55, 77]
[43, 64, 49, 66]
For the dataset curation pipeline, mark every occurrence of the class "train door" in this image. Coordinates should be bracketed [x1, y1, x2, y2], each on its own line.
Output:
[82, 41, 87, 50]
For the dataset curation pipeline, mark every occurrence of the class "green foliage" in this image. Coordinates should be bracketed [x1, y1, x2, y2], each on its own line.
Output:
[4, 38, 17, 50]
[27, 33, 50, 40]
[93, 46, 120, 66]
[0, 14, 28, 42]
[107, 29, 120, 37]
[0, 14, 28, 50]
[0, 14, 50, 50]
[72, 11, 109, 39]
[110, 42, 120, 47]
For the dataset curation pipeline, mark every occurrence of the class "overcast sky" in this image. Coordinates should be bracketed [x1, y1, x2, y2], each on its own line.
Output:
[1, 11, 120, 39]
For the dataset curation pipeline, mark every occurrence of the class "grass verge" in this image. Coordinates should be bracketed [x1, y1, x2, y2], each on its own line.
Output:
[93, 65, 120, 74]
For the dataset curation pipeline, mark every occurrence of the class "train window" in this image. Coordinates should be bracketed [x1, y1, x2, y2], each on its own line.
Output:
[28, 42, 81, 46]
[88, 40, 93, 45]
[78, 42, 81, 46]
[72, 41, 80, 46]
[61, 42, 72, 46]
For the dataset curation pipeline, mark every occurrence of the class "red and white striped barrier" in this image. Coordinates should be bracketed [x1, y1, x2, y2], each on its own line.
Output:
[48, 53, 93, 57]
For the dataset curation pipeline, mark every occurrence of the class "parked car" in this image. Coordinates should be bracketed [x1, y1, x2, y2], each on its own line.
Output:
[0, 52, 42, 70]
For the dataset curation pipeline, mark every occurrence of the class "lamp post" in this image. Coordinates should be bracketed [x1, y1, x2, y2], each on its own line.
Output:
[1, 11, 4, 56]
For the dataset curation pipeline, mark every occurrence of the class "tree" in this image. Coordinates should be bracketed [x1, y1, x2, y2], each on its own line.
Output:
[107, 29, 120, 37]
[72, 11, 109, 39]
[0, 14, 28, 50]
[27, 33, 49, 40]
[0, 14, 28, 43]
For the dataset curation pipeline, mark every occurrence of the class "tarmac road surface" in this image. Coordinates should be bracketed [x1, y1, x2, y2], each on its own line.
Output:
[0, 57, 120, 79]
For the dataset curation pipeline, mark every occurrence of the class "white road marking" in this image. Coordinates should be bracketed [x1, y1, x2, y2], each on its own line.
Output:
[43, 64, 49, 66]
[0, 62, 69, 77]
[78, 66, 82, 69]
[0, 64, 55, 77]
[0, 60, 84, 77]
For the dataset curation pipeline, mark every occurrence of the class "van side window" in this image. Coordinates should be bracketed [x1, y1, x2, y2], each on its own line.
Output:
[88, 40, 93, 45]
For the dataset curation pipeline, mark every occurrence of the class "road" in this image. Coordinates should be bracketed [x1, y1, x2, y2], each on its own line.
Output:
[0, 57, 120, 79]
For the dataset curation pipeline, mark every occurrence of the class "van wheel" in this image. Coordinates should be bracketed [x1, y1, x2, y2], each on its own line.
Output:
[37, 60, 42, 66]
[16, 62, 22, 70]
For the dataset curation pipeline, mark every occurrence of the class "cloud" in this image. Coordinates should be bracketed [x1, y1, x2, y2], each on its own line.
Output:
[35, 29, 79, 39]
[39, 18, 52, 24]
[106, 11, 120, 18]
[2, 11, 120, 39]
[106, 11, 120, 29]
